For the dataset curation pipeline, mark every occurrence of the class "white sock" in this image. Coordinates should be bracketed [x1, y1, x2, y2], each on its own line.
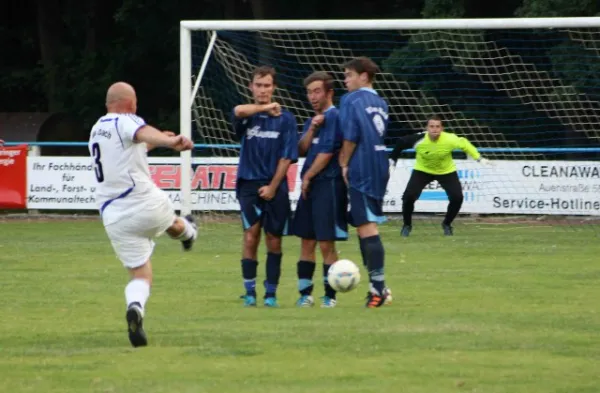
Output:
[177, 217, 197, 241]
[125, 279, 150, 316]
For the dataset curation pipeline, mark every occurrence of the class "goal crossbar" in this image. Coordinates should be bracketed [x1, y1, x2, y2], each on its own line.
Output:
[181, 17, 600, 31]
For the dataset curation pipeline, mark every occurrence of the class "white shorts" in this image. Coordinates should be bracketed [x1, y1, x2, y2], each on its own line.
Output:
[104, 195, 176, 269]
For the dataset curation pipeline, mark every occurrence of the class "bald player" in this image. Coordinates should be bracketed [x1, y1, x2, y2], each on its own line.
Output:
[88, 82, 197, 348]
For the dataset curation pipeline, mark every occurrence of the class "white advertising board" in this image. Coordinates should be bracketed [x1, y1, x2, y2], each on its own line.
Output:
[26, 157, 600, 215]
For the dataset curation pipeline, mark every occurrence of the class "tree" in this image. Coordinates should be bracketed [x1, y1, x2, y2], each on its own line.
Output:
[516, 0, 598, 16]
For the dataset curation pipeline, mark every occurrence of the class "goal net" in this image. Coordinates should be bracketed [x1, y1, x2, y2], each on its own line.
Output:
[179, 18, 600, 231]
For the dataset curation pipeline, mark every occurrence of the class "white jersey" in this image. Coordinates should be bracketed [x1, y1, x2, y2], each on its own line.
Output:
[88, 113, 162, 225]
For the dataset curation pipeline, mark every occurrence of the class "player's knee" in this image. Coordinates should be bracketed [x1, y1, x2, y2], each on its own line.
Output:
[128, 262, 153, 285]
[301, 239, 317, 259]
[166, 217, 185, 238]
[244, 229, 260, 248]
[402, 192, 418, 203]
[357, 223, 379, 238]
[448, 192, 464, 204]
[318, 241, 336, 261]
[265, 233, 282, 253]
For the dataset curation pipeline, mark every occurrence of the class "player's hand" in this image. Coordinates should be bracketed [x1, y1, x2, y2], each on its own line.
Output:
[0, 139, 4, 146]
[266, 102, 281, 117]
[342, 166, 349, 186]
[310, 114, 325, 131]
[478, 157, 494, 166]
[170, 135, 194, 151]
[258, 184, 276, 201]
[301, 175, 311, 199]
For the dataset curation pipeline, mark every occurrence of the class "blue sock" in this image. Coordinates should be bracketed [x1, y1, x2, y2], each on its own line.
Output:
[265, 252, 282, 298]
[359, 237, 368, 268]
[363, 235, 385, 296]
[323, 263, 336, 299]
[297, 260, 315, 296]
[241, 258, 258, 297]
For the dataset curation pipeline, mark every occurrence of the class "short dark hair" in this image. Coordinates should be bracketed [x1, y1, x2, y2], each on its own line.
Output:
[342, 57, 380, 82]
[303, 71, 334, 91]
[427, 115, 443, 126]
[251, 65, 277, 85]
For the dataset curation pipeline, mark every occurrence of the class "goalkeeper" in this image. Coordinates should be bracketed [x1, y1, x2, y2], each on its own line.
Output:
[389, 115, 492, 237]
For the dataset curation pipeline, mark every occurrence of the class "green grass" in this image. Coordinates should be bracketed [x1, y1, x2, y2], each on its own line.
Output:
[1, 219, 599, 393]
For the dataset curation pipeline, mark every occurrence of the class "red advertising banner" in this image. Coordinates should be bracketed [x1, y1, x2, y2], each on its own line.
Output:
[0, 145, 28, 209]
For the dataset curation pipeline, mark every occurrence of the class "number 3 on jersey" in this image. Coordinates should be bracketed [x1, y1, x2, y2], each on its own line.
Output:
[91, 142, 104, 183]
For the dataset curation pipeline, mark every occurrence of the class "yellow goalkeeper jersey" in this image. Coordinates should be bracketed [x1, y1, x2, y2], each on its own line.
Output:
[390, 131, 481, 175]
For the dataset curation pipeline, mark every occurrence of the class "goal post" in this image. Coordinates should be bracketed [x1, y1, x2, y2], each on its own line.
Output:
[179, 17, 600, 226]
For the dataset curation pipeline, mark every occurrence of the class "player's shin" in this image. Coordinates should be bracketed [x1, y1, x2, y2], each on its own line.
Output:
[358, 237, 368, 268]
[363, 235, 386, 296]
[297, 260, 316, 296]
[125, 278, 150, 315]
[265, 252, 282, 298]
[241, 259, 258, 297]
[320, 242, 338, 300]
[322, 263, 337, 300]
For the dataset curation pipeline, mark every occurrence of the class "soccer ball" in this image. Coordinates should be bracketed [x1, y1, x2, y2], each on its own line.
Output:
[327, 259, 361, 293]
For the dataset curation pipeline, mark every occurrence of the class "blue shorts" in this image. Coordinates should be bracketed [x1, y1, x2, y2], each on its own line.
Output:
[292, 178, 348, 241]
[348, 187, 386, 227]
[237, 180, 291, 236]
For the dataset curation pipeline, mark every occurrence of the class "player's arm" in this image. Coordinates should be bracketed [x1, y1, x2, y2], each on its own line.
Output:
[134, 126, 193, 152]
[259, 114, 299, 200]
[298, 115, 324, 156]
[304, 113, 336, 179]
[269, 158, 293, 190]
[304, 153, 333, 179]
[389, 133, 425, 163]
[338, 102, 358, 166]
[339, 141, 356, 168]
[453, 135, 493, 165]
[234, 103, 280, 118]
[146, 131, 176, 151]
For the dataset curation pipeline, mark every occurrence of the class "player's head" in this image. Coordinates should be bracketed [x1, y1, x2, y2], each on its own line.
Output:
[106, 82, 137, 113]
[250, 66, 276, 105]
[342, 57, 380, 92]
[304, 71, 334, 113]
[426, 115, 444, 140]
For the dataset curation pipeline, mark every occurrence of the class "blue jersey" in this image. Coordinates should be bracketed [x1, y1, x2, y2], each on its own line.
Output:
[232, 109, 299, 184]
[339, 88, 389, 200]
[300, 106, 343, 181]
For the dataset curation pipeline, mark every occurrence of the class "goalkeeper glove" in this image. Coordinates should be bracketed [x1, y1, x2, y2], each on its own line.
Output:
[477, 157, 493, 166]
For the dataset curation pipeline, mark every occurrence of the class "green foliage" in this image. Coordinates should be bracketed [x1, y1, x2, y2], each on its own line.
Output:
[516, 0, 598, 17]
[421, 0, 465, 18]
[548, 40, 600, 101]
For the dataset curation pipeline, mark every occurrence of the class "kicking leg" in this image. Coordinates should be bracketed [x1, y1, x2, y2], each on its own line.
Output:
[166, 215, 197, 250]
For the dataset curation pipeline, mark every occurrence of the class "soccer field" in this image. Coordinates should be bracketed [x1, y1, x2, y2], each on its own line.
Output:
[1, 218, 599, 393]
